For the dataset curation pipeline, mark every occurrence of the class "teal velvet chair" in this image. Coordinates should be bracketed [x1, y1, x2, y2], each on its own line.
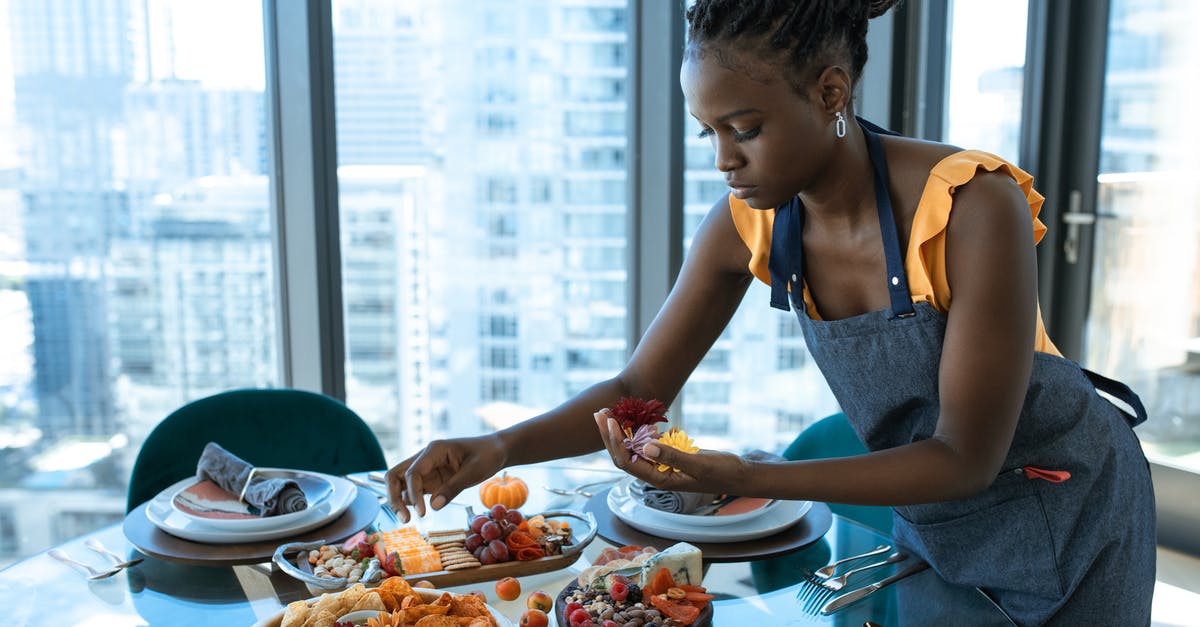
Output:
[781, 412, 893, 534]
[126, 388, 387, 513]
[750, 412, 893, 593]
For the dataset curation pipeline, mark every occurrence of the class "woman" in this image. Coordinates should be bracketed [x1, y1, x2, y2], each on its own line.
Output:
[387, 1, 1156, 623]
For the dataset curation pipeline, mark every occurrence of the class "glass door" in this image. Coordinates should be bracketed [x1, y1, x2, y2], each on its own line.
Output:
[1085, 0, 1200, 472]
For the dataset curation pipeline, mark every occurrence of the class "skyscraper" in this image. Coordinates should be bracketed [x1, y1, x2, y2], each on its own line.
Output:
[8, 0, 136, 440]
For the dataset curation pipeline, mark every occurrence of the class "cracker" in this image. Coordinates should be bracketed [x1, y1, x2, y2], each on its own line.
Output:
[444, 561, 481, 571]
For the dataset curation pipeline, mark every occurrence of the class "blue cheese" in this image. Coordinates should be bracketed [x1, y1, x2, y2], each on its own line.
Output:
[639, 542, 703, 587]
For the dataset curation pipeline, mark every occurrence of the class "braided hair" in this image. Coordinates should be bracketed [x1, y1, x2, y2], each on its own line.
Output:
[685, 0, 901, 94]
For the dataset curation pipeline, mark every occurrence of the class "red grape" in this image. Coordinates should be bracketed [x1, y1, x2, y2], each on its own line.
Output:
[504, 509, 524, 525]
[490, 504, 508, 519]
[470, 515, 489, 534]
[480, 520, 501, 541]
[479, 546, 499, 565]
[488, 538, 510, 561]
[465, 533, 485, 552]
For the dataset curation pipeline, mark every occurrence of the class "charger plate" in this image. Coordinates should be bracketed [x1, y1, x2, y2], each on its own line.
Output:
[585, 489, 832, 563]
[123, 488, 379, 566]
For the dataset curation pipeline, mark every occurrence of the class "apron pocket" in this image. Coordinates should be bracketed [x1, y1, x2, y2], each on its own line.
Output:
[894, 493, 1064, 598]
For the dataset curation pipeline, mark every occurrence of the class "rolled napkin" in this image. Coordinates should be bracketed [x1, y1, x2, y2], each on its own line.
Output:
[639, 449, 785, 515]
[195, 442, 307, 516]
[642, 487, 721, 514]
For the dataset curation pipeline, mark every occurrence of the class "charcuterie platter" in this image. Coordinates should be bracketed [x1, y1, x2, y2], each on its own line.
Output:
[274, 507, 596, 592]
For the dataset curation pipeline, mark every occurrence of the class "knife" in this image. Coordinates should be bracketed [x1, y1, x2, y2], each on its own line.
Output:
[820, 560, 930, 614]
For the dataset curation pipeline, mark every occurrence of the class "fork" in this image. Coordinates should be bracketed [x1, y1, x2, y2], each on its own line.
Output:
[798, 552, 907, 612]
[344, 474, 400, 526]
[47, 549, 125, 581]
[813, 544, 891, 579]
[85, 538, 144, 570]
[542, 477, 620, 499]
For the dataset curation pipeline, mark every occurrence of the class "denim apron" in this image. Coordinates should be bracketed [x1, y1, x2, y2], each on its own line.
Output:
[766, 119, 1157, 625]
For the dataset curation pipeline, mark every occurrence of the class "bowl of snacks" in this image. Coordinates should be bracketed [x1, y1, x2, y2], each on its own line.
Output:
[556, 542, 713, 627]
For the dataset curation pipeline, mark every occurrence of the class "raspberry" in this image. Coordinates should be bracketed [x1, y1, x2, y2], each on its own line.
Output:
[609, 581, 629, 603]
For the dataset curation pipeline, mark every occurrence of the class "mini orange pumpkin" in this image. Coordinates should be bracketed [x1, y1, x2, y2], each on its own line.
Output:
[480, 472, 528, 510]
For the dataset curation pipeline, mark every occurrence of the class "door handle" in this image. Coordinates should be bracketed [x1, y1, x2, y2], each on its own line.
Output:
[1062, 189, 1095, 264]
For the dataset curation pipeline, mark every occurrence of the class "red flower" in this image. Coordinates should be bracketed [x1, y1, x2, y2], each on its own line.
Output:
[610, 397, 668, 431]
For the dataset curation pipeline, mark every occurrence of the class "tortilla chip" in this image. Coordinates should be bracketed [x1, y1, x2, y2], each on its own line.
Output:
[375, 587, 399, 612]
[309, 592, 344, 619]
[398, 603, 451, 623]
[350, 590, 388, 613]
[447, 594, 489, 619]
[414, 616, 460, 627]
[379, 575, 418, 602]
[340, 583, 367, 609]
[280, 600, 310, 627]
[302, 609, 338, 627]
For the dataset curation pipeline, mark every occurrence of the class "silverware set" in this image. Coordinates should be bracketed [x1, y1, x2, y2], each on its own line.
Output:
[344, 472, 400, 526]
[798, 544, 929, 615]
[542, 477, 620, 499]
[48, 539, 144, 581]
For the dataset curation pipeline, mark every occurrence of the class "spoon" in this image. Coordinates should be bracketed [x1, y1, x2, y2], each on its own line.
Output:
[85, 538, 144, 570]
[47, 549, 125, 581]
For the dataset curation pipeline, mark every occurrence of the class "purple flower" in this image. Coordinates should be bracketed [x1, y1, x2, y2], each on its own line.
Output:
[624, 424, 660, 463]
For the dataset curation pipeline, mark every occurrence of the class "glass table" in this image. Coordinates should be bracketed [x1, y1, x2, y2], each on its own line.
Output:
[0, 463, 1014, 625]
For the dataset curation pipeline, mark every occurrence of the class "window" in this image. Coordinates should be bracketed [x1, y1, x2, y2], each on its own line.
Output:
[943, 0, 1030, 159]
[1085, 0, 1200, 473]
[332, 0, 629, 458]
[0, 0, 276, 564]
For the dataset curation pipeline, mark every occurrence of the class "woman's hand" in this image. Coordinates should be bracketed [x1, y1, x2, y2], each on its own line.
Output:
[593, 411, 750, 494]
[386, 434, 506, 522]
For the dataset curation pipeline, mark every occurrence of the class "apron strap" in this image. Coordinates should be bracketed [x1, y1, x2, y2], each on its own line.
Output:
[768, 196, 803, 312]
[861, 123, 916, 319]
[767, 118, 914, 318]
[1082, 368, 1149, 427]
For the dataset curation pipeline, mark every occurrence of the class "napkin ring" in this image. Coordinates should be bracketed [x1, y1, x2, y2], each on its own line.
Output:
[238, 467, 260, 504]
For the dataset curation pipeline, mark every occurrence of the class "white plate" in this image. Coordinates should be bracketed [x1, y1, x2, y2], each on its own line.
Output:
[608, 479, 812, 543]
[250, 587, 513, 627]
[628, 479, 782, 527]
[146, 471, 357, 544]
[170, 469, 335, 532]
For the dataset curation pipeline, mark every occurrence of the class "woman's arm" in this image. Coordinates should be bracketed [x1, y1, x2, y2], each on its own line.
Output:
[605, 171, 1039, 506]
[391, 196, 754, 517]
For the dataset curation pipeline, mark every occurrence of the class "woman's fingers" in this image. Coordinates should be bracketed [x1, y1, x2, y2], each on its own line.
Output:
[386, 459, 417, 523]
[594, 413, 633, 470]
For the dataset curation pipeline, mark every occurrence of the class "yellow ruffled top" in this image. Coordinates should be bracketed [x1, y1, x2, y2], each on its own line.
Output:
[729, 149, 1061, 356]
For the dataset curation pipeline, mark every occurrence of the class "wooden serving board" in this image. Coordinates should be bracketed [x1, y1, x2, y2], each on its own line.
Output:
[276, 509, 598, 591]
[303, 544, 586, 589]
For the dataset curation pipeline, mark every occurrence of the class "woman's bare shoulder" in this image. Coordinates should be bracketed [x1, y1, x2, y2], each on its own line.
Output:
[880, 134, 965, 183]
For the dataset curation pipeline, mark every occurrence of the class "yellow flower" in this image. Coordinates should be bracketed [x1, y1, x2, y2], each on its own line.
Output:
[655, 428, 698, 472]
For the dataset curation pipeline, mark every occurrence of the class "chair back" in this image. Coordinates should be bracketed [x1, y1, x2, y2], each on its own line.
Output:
[126, 388, 386, 512]
[782, 412, 894, 533]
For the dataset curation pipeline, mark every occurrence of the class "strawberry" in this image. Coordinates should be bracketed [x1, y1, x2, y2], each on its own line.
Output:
[340, 531, 368, 553]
